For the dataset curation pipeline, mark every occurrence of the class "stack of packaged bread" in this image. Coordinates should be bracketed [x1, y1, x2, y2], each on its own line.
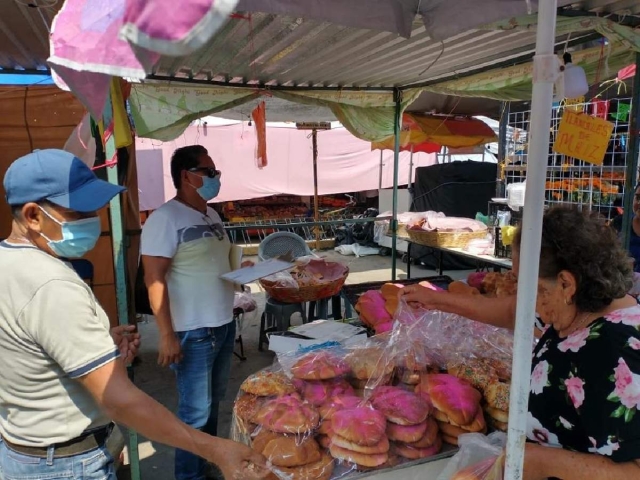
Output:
[416, 374, 486, 446]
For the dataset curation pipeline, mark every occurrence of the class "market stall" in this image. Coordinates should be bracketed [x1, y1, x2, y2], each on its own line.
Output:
[229, 270, 517, 480]
[5, 0, 640, 479]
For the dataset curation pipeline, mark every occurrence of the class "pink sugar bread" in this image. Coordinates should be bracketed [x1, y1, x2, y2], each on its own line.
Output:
[294, 378, 355, 407]
[386, 420, 428, 443]
[331, 406, 387, 447]
[416, 374, 481, 427]
[291, 351, 351, 381]
[252, 394, 320, 434]
[391, 435, 442, 460]
[370, 386, 431, 425]
[318, 395, 363, 420]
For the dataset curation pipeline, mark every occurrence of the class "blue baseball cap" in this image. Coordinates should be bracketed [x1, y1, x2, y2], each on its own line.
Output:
[4, 149, 126, 212]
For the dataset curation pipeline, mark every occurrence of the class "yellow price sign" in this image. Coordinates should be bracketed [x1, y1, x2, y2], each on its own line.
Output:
[552, 111, 614, 166]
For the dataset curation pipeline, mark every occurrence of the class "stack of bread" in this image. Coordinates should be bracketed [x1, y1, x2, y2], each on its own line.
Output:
[235, 371, 297, 435]
[416, 374, 485, 446]
[316, 395, 362, 449]
[345, 347, 394, 396]
[328, 405, 391, 470]
[446, 356, 512, 434]
[371, 386, 441, 460]
[251, 394, 335, 480]
[483, 381, 510, 432]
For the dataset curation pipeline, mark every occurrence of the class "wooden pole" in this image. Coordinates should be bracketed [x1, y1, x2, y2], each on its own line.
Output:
[312, 129, 320, 250]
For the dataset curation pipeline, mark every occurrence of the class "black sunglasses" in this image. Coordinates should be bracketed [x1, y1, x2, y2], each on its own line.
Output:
[188, 167, 221, 178]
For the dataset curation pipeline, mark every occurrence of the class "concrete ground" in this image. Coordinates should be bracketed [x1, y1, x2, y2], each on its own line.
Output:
[118, 251, 468, 480]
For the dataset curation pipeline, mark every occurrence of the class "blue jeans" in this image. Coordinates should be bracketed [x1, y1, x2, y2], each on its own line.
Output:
[173, 322, 236, 480]
[0, 440, 115, 479]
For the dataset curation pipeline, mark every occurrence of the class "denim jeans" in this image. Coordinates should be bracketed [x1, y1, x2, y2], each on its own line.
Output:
[0, 440, 115, 479]
[173, 321, 236, 480]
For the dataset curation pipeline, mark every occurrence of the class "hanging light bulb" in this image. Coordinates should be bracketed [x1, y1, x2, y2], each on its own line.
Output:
[562, 52, 589, 99]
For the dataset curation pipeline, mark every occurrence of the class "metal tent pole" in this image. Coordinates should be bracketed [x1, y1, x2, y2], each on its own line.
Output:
[102, 83, 141, 480]
[621, 52, 640, 250]
[505, 1, 558, 479]
[312, 129, 320, 251]
[378, 150, 384, 189]
[391, 89, 402, 281]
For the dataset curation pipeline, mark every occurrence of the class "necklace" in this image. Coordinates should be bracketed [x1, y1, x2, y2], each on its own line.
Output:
[561, 311, 594, 337]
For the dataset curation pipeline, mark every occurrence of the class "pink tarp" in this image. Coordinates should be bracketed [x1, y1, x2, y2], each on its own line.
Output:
[136, 122, 436, 210]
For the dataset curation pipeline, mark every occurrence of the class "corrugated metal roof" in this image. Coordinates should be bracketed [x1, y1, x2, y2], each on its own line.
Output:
[0, 0, 58, 72]
[148, 3, 640, 88]
[0, 0, 638, 89]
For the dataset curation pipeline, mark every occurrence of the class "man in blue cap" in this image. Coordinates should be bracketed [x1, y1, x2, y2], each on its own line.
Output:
[0, 150, 268, 480]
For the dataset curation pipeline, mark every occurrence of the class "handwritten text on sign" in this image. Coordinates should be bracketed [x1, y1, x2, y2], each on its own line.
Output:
[552, 111, 614, 165]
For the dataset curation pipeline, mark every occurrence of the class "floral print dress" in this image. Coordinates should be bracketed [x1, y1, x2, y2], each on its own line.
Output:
[528, 305, 640, 463]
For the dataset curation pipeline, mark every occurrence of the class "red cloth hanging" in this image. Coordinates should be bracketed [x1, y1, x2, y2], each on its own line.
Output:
[252, 101, 267, 168]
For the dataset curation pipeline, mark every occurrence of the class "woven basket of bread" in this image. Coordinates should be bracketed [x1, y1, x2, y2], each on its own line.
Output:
[385, 222, 410, 239]
[260, 260, 349, 303]
[407, 227, 487, 248]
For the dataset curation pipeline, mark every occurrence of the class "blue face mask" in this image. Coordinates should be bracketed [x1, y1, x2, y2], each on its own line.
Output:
[196, 176, 221, 201]
[39, 207, 101, 258]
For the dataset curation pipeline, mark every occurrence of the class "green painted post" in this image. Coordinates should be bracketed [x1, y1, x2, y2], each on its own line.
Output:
[391, 89, 402, 281]
[102, 86, 141, 480]
[622, 52, 640, 251]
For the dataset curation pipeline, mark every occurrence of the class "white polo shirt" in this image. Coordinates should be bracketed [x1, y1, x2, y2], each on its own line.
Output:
[141, 199, 234, 331]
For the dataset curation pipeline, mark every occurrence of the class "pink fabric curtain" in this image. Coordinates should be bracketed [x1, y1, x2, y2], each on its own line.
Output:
[135, 123, 436, 210]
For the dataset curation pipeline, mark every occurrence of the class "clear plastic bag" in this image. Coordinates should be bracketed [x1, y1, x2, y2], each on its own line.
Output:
[436, 432, 506, 480]
[263, 270, 300, 289]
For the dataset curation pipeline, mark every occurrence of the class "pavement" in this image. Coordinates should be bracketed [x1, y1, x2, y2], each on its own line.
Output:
[117, 251, 468, 480]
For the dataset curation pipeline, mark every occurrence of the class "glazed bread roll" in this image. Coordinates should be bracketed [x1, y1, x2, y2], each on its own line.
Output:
[386, 420, 429, 443]
[447, 361, 498, 393]
[370, 386, 430, 425]
[331, 406, 387, 446]
[251, 430, 321, 468]
[329, 444, 389, 468]
[418, 374, 481, 427]
[330, 434, 390, 455]
[252, 395, 320, 434]
[346, 347, 394, 380]
[405, 418, 439, 449]
[484, 381, 510, 412]
[485, 406, 509, 424]
[273, 453, 335, 480]
[240, 371, 296, 397]
[292, 351, 350, 380]
[293, 378, 355, 406]
[390, 435, 442, 460]
[318, 395, 363, 420]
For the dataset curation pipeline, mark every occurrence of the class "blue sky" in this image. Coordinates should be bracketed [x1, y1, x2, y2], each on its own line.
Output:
[0, 73, 53, 85]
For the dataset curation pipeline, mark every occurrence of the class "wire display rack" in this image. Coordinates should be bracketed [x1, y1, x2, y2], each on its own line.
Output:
[503, 97, 632, 220]
[224, 215, 365, 246]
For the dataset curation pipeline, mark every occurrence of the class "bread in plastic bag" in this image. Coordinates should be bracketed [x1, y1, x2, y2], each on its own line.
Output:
[437, 432, 506, 480]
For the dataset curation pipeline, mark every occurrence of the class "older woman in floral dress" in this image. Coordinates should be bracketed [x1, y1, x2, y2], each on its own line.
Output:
[402, 207, 640, 480]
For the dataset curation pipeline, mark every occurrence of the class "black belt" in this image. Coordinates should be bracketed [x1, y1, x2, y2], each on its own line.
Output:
[4, 424, 113, 458]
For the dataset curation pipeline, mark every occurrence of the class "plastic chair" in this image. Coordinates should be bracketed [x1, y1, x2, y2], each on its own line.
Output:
[69, 259, 94, 289]
[258, 232, 311, 350]
[258, 232, 311, 261]
[259, 298, 308, 352]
